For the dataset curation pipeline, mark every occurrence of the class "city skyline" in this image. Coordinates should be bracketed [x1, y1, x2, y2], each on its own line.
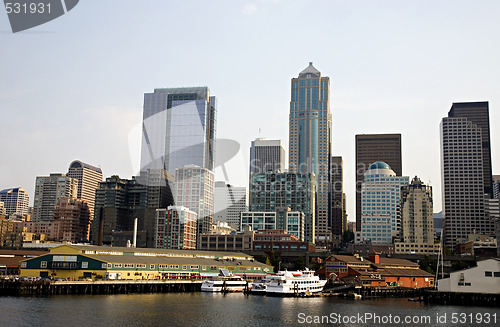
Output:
[2, 1, 500, 222]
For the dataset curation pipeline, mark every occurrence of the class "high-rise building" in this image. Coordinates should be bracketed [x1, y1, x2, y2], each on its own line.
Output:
[355, 134, 402, 231]
[241, 211, 304, 241]
[33, 174, 78, 222]
[52, 197, 91, 243]
[140, 87, 216, 172]
[91, 169, 174, 247]
[448, 102, 493, 198]
[0, 187, 30, 216]
[249, 138, 285, 176]
[289, 62, 331, 242]
[213, 181, 248, 230]
[249, 172, 315, 243]
[395, 176, 440, 254]
[330, 156, 346, 247]
[174, 165, 214, 240]
[441, 103, 495, 250]
[357, 162, 409, 245]
[155, 206, 197, 250]
[67, 160, 103, 222]
[0, 202, 5, 216]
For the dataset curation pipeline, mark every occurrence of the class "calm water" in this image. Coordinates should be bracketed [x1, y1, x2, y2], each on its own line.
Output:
[1, 293, 499, 327]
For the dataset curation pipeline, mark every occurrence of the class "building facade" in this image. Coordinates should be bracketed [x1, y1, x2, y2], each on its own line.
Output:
[357, 162, 409, 245]
[394, 176, 439, 254]
[52, 197, 91, 243]
[67, 160, 103, 221]
[288, 62, 331, 242]
[91, 170, 174, 247]
[0, 187, 30, 216]
[240, 211, 305, 241]
[441, 103, 495, 251]
[140, 87, 216, 172]
[155, 206, 197, 250]
[249, 172, 315, 243]
[330, 156, 346, 247]
[355, 134, 402, 231]
[174, 165, 214, 239]
[33, 174, 78, 222]
[213, 181, 248, 230]
[249, 138, 285, 175]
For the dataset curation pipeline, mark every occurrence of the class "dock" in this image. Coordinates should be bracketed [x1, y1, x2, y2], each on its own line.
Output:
[0, 279, 202, 296]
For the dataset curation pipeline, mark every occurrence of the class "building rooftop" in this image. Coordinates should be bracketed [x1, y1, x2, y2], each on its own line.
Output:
[368, 162, 392, 170]
[298, 62, 320, 77]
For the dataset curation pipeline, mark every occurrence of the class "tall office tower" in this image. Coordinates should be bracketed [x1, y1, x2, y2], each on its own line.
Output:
[448, 102, 493, 198]
[213, 181, 248, 230]
[0, 187, 30, 215]
[355, 134, 402, 231]
[288, 62, 331, 242]
[0, 202, 5, 216]
[441, 105, 495, 251]
[357, 162, 409, 245]
[91, 170, 174, 247]
[249, 138, 285, 175]
[52, 197, 91, 243]
[174, 165, 214, 241]
[67, 160, 103, 221]
[155, 206, 197, 250]
[140, 87, 217, 172]
[330, 156, 346, 247]
[395, 176, 439, 254]
[249, 172, 315, 243]
[33, 174, 78, 222]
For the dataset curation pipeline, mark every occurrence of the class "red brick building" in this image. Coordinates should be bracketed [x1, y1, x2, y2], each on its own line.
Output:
[323, 254, 434, 288]
[253, 229, 316, 252]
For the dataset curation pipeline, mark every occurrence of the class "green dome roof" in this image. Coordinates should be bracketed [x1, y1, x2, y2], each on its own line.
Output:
[369, 161, 391, 170]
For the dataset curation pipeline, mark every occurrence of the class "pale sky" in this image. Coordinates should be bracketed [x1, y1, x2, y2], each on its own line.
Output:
[2, 0, 500, 221]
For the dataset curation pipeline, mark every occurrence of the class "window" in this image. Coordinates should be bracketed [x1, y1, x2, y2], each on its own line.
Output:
[190, 265, 199, 269]
[182, 266, 187, 270]
[485, 271, 493, 277]
[114, 264, 122, 268]
[124, 264, 134, 268]
[136, 264, 146, 269]
[210, 266, 217, 270]
[150, 265, 155, 270]
[20, 262, 27, 268]
[41, 261, 47, 268]
[102, 263, 107, 269]
[82, 262, 88, 269]
[494, 272, 500, 278]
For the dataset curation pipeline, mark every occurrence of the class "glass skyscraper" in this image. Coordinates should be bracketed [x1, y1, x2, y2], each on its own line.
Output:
[289, 62, 331, 242]
[140, 87, 217, 173]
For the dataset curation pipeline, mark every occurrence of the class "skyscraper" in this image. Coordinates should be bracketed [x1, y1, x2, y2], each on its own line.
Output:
[67, 160, 103, 221]
[448, 102, 493, 198]
[357, 162, 409, 245]
[52, 197, 91, 243]
[249, 138, 285, 176]
[289, 62, 331, 242]
[249, 172, 315, 242]
[174, 165, 214, 241]
[355, 134, 402, 231]
[0, 187, 29, 216]
[441, 102, 495, 251]
[33, 174, 78, 222]
[330, 156, 346, 247]
[140, 87, 217, 172]
[394, 176, 439, 254]
[213, 181, 248, 230]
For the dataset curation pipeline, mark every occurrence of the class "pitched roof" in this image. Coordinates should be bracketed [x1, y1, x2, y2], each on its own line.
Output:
[330, 255, 371, 265]
[376, 257, 419, 267]
[298, 62, 320, 77]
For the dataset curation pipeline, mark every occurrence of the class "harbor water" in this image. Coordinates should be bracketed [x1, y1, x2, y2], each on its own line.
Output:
[1, 293, 499, 326]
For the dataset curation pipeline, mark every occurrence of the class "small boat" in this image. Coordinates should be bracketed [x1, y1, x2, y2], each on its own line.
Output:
[265, 268, 327, 296]
[201, 270, 247, 292]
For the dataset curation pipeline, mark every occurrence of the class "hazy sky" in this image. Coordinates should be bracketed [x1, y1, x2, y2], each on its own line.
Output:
[2, 0, 500, 221]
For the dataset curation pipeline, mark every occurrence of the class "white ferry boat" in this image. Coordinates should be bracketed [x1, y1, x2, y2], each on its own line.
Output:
[265, 269, 326, 296]
[201, 270, 247, 292]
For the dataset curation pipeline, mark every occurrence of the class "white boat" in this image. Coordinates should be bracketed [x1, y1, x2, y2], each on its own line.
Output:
[201, 270, 247, 292]
[265, 268, 327, 296]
